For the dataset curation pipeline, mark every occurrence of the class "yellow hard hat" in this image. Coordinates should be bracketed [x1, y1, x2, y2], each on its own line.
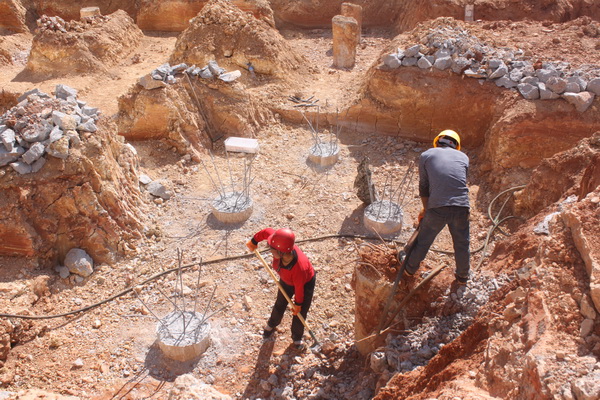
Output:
[433, 130, 461, 150]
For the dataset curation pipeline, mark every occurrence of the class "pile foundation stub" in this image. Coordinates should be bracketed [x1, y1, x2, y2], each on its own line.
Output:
[157, 311, 211, 362]
[332, 15, 359, 69]
[363, 200, 403, 235]
[211, 191, 253, 224]
[307, 143, 340, 167]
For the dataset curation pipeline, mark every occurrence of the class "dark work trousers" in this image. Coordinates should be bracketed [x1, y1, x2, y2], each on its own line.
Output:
[267, 273, 316, 342]
[406, 206, 470, 279]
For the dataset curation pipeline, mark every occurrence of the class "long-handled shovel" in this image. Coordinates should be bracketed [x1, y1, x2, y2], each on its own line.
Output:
[253, 250, 320, 350]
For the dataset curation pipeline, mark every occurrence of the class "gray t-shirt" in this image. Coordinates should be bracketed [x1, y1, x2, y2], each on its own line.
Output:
[419, 147, 469, 209]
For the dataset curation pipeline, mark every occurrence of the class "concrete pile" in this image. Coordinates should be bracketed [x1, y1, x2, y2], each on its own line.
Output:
[36, 14, 110, 33]
[139, 61, 241, 90]
[0, 84, 100, 175]
[383, 25, 600, 112]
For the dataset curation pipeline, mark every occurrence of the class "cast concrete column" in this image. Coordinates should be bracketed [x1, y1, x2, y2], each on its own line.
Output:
[332, 15, 359, 69]
[341, 3, 363, 35]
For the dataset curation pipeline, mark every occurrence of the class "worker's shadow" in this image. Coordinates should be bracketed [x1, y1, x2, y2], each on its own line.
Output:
[240, 338, 276, 399]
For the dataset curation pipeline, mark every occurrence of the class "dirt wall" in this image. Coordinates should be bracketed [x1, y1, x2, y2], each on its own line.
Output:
[24, 10, 143, 78]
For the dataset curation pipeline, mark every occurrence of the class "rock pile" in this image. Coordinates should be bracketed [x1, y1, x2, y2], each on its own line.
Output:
[139, 61, 241, 90]
[380, 272, 511, 373]
[383, 24, 600, 112]
[0, 85, 100, 175]
[36, 14, 111, 33]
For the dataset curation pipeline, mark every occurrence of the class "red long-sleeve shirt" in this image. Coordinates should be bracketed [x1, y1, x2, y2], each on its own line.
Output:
[252, 228, 315, 304]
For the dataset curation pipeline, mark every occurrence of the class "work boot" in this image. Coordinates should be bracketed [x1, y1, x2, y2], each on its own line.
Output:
[262, 325, 274, 339]
[454, 274, 468, 285]
[293, 340, 306, 351]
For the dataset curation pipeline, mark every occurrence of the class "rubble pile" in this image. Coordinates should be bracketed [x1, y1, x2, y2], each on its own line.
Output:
[380, 273, 512, 373]
[0, 85, 100, 175]
[36, 14, 111, 33]
[139, 61, 241, 90]
[383, 24, 600, 112]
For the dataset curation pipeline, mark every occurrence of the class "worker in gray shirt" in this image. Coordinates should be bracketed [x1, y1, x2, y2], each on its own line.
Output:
[405, 129, 470, 285]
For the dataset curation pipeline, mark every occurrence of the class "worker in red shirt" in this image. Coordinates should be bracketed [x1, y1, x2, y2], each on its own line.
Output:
[247, 228, 316, 350]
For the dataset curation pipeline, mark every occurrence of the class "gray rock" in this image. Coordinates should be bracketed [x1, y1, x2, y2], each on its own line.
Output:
[218, 70, 242, 82]
[22, 121, 52, 142]
[488, 59, 503, 69]
[0, 128, 15, 151]
[539, 83, 560, 100]
[404, 44, 420, 58]
[489, 62, 508, 79]
[170, 63, 188, 74]
[17, 88, 44, 102]
[77, 120, 97, 133]
[546, 76, 568, 94]
[166, 75, 176, 84]
[401, 57, 418, 67]
[139, 74, 167, 90]
[0, 147, 20, 167]
[199, 67, 213, 79]
[139, 174, 152, 185]
[55, 84, 78, 100]
[509, 68, 524, 82]
[562, 91, 595, 112]
[521, 76, 540, 85]
[433, 56, 452, 70]
[564, 82, 581, 93]
[65, 248, 94, 277]
[464, 68, 487, 79]
[383, 54, 401, 69]
[81, 106, 99, 117]
[535, 68, 558, 83]
[10, 161, 32, 174]
[22, 142, 45, 164]
[208, 60, 225, 76]
[31, 156, 46, 173]
[587, 78, 600, 96]
[518, 83, 540, 100]
[495, 76, 518, 89]
[48, 126, 63, 143]
[154, 63, 171, 79]
[147, 181, 172, 200]
[451, 57, 470, 74]
[417, 56, 432, 69]
[55, 265, 70, 279]
[434, 48, 452, 59]
[568, 76, 587, 91]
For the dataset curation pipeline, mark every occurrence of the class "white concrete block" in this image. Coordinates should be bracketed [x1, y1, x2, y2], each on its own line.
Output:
[224, 137, 259, 154]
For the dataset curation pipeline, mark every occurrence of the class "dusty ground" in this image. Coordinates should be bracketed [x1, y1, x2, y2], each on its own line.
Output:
[0, 11, 598, 400]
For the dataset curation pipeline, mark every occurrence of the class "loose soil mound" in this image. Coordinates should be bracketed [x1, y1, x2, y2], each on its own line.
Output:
[0, 90, 145, 266]
[171, 0, 306, 78]
[24, 10, 143, 78]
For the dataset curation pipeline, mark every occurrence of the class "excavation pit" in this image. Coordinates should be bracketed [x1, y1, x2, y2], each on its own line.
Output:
[157, 311, 211, 362]
[307, 143, 340, 167]
[211, 191, 253, 224]
[363, 200, 403, 235]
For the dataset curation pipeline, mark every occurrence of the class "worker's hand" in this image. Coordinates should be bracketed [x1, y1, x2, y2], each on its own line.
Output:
[246, 240, 257, 252]
[417, 208, 425, 224]
[291, 304, 301, 316]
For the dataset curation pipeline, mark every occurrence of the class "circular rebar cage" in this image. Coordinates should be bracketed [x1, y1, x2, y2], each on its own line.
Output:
[211, 191, 253, 224]
[363, 200, 403, 235]
[307, 143, 340, 167]
[157, 311, 211, 362]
